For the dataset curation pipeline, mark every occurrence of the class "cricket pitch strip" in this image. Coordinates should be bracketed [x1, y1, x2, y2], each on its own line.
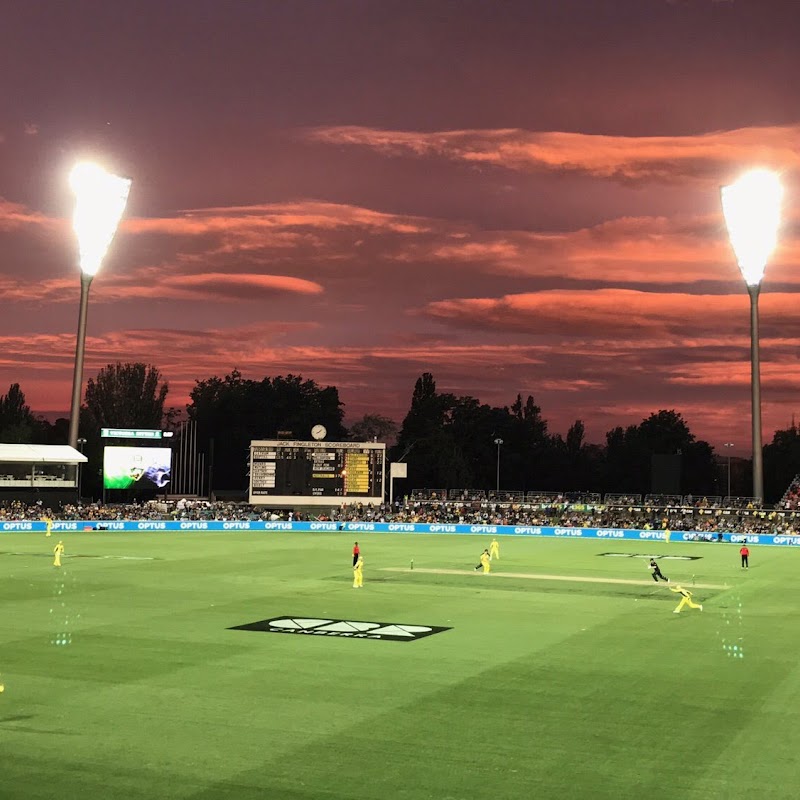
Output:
[380, 567, 728, 590]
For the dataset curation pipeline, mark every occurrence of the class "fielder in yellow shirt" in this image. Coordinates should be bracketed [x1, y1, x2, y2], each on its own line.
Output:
[43, 516, 53, 537]
[670, 585, 702, 614]
[352, 555, 364, 588]
[474, 549, 491, 574]
[53, 540, 65, 568]
[664, 529, 671, 544]
[489, 538, 500, 561]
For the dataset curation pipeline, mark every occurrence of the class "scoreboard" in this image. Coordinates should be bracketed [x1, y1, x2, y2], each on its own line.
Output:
[249, 440, 385, 506]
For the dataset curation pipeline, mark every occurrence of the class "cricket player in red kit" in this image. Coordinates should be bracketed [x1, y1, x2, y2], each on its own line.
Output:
[352, 541, 360, 567]
[740, 545, 749, 569]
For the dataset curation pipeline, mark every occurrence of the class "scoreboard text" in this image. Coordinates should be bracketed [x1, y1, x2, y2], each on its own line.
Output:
[249, 440, 385, 506]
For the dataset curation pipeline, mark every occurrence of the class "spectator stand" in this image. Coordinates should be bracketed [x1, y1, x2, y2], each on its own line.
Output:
[525, 492, 565, 506]
[604, 493, 642, 506]
[686, 495, 723, 510]
[447, 489, 486, 502]
[724, 496, 764, 510]
[644, 494, 684, 508]
[487, 490, 525, 504]
[3, 497, 800, 535]
[408, 489, 446, 503]
[778, 475, 800, 510]
[564, 492, 602, 506]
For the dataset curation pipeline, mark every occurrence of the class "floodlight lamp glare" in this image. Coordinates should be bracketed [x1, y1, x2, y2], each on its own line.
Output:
[70, 162, 132, 276]
[721, 169, 783, 287]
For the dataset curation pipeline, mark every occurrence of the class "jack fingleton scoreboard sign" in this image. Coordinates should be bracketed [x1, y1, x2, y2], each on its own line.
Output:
[248, 440, 385, 506]
[101, 428, 163, 440]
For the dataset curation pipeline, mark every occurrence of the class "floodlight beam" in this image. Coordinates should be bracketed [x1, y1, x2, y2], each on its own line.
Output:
[69, 162, 132, 276]
[721, 169, 783, 287]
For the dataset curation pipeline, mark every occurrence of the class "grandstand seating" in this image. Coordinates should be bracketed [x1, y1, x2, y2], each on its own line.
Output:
[525, 492, 564, 504]
[643, 494, 682, 507]
[604, 494, 642, 506]
[487, 490, 526, 503]
[400, 489, 771, 511]
[447, 489, 486, 502]
[564, 492, 602, 505]
[723, 496, 763, 510]
[779, 475, 800, 510]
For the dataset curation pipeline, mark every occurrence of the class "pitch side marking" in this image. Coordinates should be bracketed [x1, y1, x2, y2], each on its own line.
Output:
[380, 567, 728, 590]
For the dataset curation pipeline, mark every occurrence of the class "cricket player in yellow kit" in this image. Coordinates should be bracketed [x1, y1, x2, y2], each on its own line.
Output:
[479, 549, 491, 574]
[53, 540, 65, 567]
[489, 538, 500, 561]
[43, 516, 53, 537]
[352, 555, 364, 588]
[670, 585, 702, 614]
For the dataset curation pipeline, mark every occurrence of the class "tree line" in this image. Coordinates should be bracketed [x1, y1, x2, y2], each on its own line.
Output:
[2, 366, 799, 503]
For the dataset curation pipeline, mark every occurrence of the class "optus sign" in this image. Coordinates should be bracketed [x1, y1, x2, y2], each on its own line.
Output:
[2, 520, 800, 546]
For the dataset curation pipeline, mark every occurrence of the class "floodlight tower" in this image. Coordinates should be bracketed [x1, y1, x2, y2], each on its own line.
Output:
[494, 438, 503, 493]
[723, 442, 734, 500]
[67, 163, 131, 449]
[721, 169, 783, 502]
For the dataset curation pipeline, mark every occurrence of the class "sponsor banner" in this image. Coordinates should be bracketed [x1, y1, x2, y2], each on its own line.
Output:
[229, 616, 451, 642]
[2, 519, 800, 546]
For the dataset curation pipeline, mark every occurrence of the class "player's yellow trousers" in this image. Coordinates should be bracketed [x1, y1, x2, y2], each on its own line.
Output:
[673, 596, 701, 613]
[490, 547, 499, 560]
[353, 570, 363, 588]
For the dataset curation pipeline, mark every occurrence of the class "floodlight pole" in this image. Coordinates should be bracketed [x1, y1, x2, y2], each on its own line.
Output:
[77, 437, 87, 500]
[68, 272, 94, 450]
[494, 438, 503, 493]
[747, 284, 763, 501]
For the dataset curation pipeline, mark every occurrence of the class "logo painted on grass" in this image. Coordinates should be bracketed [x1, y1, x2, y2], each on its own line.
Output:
[598, 553, 702, 561]
[229, 617, 451, 642]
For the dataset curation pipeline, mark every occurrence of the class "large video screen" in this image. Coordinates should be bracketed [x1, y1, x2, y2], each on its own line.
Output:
[103, 446, 172, 490]
[249, 440, 385, 506]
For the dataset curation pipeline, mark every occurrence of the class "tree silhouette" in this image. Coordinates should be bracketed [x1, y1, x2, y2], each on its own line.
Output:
[84, 363, 169, 430]
[0, 383, 43, 443]
[764, 423, 800, 503]
[188, 371, 346, 490]
[349, 414, 397, 444]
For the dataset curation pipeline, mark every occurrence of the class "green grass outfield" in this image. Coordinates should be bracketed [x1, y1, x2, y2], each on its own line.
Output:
[1, 531, 798, 800]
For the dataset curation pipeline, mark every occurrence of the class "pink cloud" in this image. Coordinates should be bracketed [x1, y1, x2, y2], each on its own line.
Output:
[422, 289, 800, 338]
[307, 123, 800, 184]
[94, 272, 324, 302]
[3, 195, 800, 451]
[5, 195, 797, 295]
[0, 198, 59, 231]
[399, 213, 800, 285]
[124, 201, 432, 237]
[2, 313, 799, 452]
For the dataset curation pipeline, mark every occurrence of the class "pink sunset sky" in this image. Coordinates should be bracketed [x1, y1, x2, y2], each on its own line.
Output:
[1, 0, 799, 449]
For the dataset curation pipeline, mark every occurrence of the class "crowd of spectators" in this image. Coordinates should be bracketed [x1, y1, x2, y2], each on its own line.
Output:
[327, 500, 800, 535]
[410, 490, 764, 510]
[779, 476, 800, 510]
[3, 492, 800, 535]
[0, 498, 284, 522]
